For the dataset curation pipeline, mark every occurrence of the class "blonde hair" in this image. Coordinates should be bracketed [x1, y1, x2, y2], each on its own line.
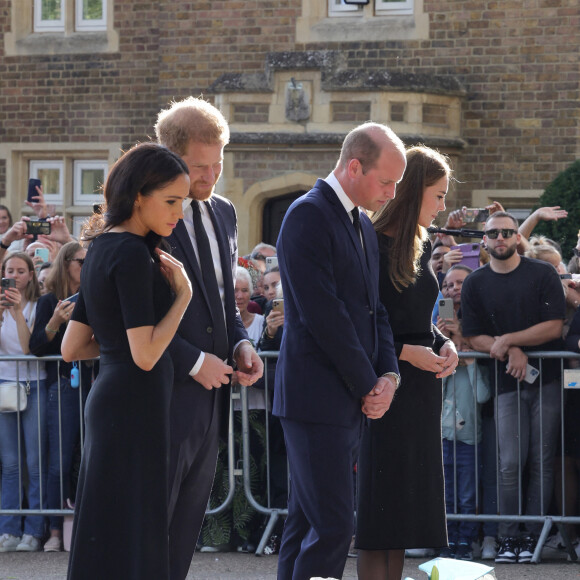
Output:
[155, 97, 230, 155]
[525, 236, 562, 265]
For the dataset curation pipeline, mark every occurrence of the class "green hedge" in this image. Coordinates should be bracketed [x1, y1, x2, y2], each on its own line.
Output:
[532, 160, 580, 260]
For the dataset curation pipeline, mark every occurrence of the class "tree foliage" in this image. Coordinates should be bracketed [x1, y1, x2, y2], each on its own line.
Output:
[532, 160, 580, 260]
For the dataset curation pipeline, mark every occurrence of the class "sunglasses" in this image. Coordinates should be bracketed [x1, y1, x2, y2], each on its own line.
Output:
[484, 228, 516, 240]
[68, 258, 85, 266]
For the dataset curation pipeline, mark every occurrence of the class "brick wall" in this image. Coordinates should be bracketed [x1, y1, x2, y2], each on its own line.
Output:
[0, 0, 578, 208]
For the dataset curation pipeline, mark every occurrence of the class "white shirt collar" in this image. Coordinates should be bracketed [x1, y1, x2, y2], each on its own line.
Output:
[324, 171, 356, 215]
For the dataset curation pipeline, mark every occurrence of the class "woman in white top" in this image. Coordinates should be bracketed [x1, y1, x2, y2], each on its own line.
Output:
[0, 252, 47, 553]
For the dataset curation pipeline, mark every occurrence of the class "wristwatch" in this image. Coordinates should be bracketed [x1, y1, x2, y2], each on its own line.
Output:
[383, 372, 401, 390]
[0, 240, 10, 250]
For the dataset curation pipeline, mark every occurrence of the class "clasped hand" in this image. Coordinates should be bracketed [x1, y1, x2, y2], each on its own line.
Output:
[361, 376, 397, 420]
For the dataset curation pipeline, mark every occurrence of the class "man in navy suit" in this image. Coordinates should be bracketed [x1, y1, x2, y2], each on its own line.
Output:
[155, 97, 264, 580]
[274, 122, 407, 580]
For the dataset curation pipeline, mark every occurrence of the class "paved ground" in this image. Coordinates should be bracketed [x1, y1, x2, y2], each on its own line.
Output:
[1, 551, 580, 579]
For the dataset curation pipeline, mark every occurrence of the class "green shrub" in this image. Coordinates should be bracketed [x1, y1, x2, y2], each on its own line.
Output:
[532, 160, 580, 260]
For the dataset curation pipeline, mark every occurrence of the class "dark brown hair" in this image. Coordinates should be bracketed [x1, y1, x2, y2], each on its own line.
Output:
[82, 142, 188, 251]
[372, 146, 452, 291]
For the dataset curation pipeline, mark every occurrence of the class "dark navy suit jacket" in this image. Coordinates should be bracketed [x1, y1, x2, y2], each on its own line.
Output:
[167, 194, 248, 443]
[273, 179, 399, 428]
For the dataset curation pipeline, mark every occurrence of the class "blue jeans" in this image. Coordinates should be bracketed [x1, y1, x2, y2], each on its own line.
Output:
[46, 378, 86, 531]
[496, 380, 561, 538]
[443, 439, 481, 544]
[0, 379, 47, 538]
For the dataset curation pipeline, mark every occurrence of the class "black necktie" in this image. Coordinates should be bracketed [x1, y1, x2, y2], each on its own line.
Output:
[351, 207, 362, 245]
[191, 201, 229, 360]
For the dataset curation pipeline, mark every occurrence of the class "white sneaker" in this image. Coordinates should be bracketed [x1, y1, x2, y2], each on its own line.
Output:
[481, 536, 497, 560]
[43, 535, 62, 552]
[0, 533, 22, 552]
[16, 534, 41, 552]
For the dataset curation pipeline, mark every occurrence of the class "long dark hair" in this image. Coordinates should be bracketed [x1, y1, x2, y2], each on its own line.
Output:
[82, 142, 189, 252]
[372, 145, 452, 291]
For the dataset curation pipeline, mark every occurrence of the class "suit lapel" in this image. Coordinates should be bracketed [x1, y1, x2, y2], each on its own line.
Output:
[318, 182, 375, 304]
[172, 219, 213, 312]
[205, 199, 236, 341]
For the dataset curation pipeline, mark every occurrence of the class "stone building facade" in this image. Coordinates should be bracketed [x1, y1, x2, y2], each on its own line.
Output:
[0, 0, 578, 252]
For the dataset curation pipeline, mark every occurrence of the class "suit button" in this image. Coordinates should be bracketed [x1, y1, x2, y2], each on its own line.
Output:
[369, 310, 374, 315]
[207, 326, 213, 334]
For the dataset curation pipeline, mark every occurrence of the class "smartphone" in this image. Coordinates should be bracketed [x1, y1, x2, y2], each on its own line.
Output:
[26, 221, 51, 236]
[27, 178, 42, 203]
[451, 243, 480, 271]
[1, 278, 15, 307]
[560, 273, 572, 280]
[34, 247, 50, 264]
[63, 293, 79, 304]
[524, 363, 540, 384]
[272, 298, 284, 315]
[438, 298, 454, 320]
[265, 256, 278, 270]
[463, 208, 490, 223]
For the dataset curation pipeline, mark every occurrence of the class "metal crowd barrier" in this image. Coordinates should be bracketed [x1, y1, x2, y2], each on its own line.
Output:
[0, 354, 94, 520]
[4, 351, 580, 564]
[237, 350, 580, 560]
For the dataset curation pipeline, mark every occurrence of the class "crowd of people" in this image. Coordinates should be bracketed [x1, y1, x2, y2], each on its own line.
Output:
[0, 105, 580, 580]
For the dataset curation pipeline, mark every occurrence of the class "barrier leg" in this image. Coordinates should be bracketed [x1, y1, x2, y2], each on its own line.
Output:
[255, 510, 281, 556]
[532, 518, 552, 563]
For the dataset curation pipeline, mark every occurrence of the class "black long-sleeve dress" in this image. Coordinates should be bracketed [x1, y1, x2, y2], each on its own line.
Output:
[67, 232, 174, 580]
[356, 236, 449, 550]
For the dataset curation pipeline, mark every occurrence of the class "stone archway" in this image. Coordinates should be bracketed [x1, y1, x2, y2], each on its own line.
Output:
[233, 172, 319, 254]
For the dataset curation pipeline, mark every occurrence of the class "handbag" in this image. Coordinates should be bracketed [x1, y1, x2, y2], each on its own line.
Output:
[0, 379, 30, 413]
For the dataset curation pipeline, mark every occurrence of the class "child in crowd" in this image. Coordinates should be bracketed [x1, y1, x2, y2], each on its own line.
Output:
[441, 339, 491, 561]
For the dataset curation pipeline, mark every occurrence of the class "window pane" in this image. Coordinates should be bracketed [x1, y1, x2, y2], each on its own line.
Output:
[37, 168, 61, 195]
[83, 0, 103, 21]
[41, 0, 61, 20]
[80, 168, 105, 196]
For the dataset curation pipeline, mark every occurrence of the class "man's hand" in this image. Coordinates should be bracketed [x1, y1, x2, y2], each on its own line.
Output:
[490, 334, 512, 360]
[234, 341, 264, 386]
[361, 376, 397, 420]
[506, 346, 528, 381]
[193, 353, 233, 390]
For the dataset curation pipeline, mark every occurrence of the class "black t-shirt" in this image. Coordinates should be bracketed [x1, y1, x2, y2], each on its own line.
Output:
[461, 256, 566, 393]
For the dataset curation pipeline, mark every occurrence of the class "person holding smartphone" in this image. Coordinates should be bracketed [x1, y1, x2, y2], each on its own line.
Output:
[356, 146, 458, 579]
[29, 241, 89, 552]
[0, 252, 46, 553]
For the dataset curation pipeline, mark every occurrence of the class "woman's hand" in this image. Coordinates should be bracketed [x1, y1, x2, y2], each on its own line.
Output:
[157, 249, 192, 301]
[266, 309, 284, 337]
[437, 341, 459, 379]
[400, 344, 446, 374]
[51, 300, 75, 327]
[3, 287, 22, 311]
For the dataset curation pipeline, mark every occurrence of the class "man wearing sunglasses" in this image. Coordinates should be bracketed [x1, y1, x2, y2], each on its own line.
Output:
[460, 211, 566, 565]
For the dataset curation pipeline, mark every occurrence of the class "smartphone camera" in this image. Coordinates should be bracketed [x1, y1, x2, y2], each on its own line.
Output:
[1, 278, 16, 307]
[26, 221, 51, 236]
[27, 178, 42, 203]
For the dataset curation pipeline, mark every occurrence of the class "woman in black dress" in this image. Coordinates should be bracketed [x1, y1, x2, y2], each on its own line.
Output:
[356, 146, 459, 579]
[62, 143, 192, 580]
